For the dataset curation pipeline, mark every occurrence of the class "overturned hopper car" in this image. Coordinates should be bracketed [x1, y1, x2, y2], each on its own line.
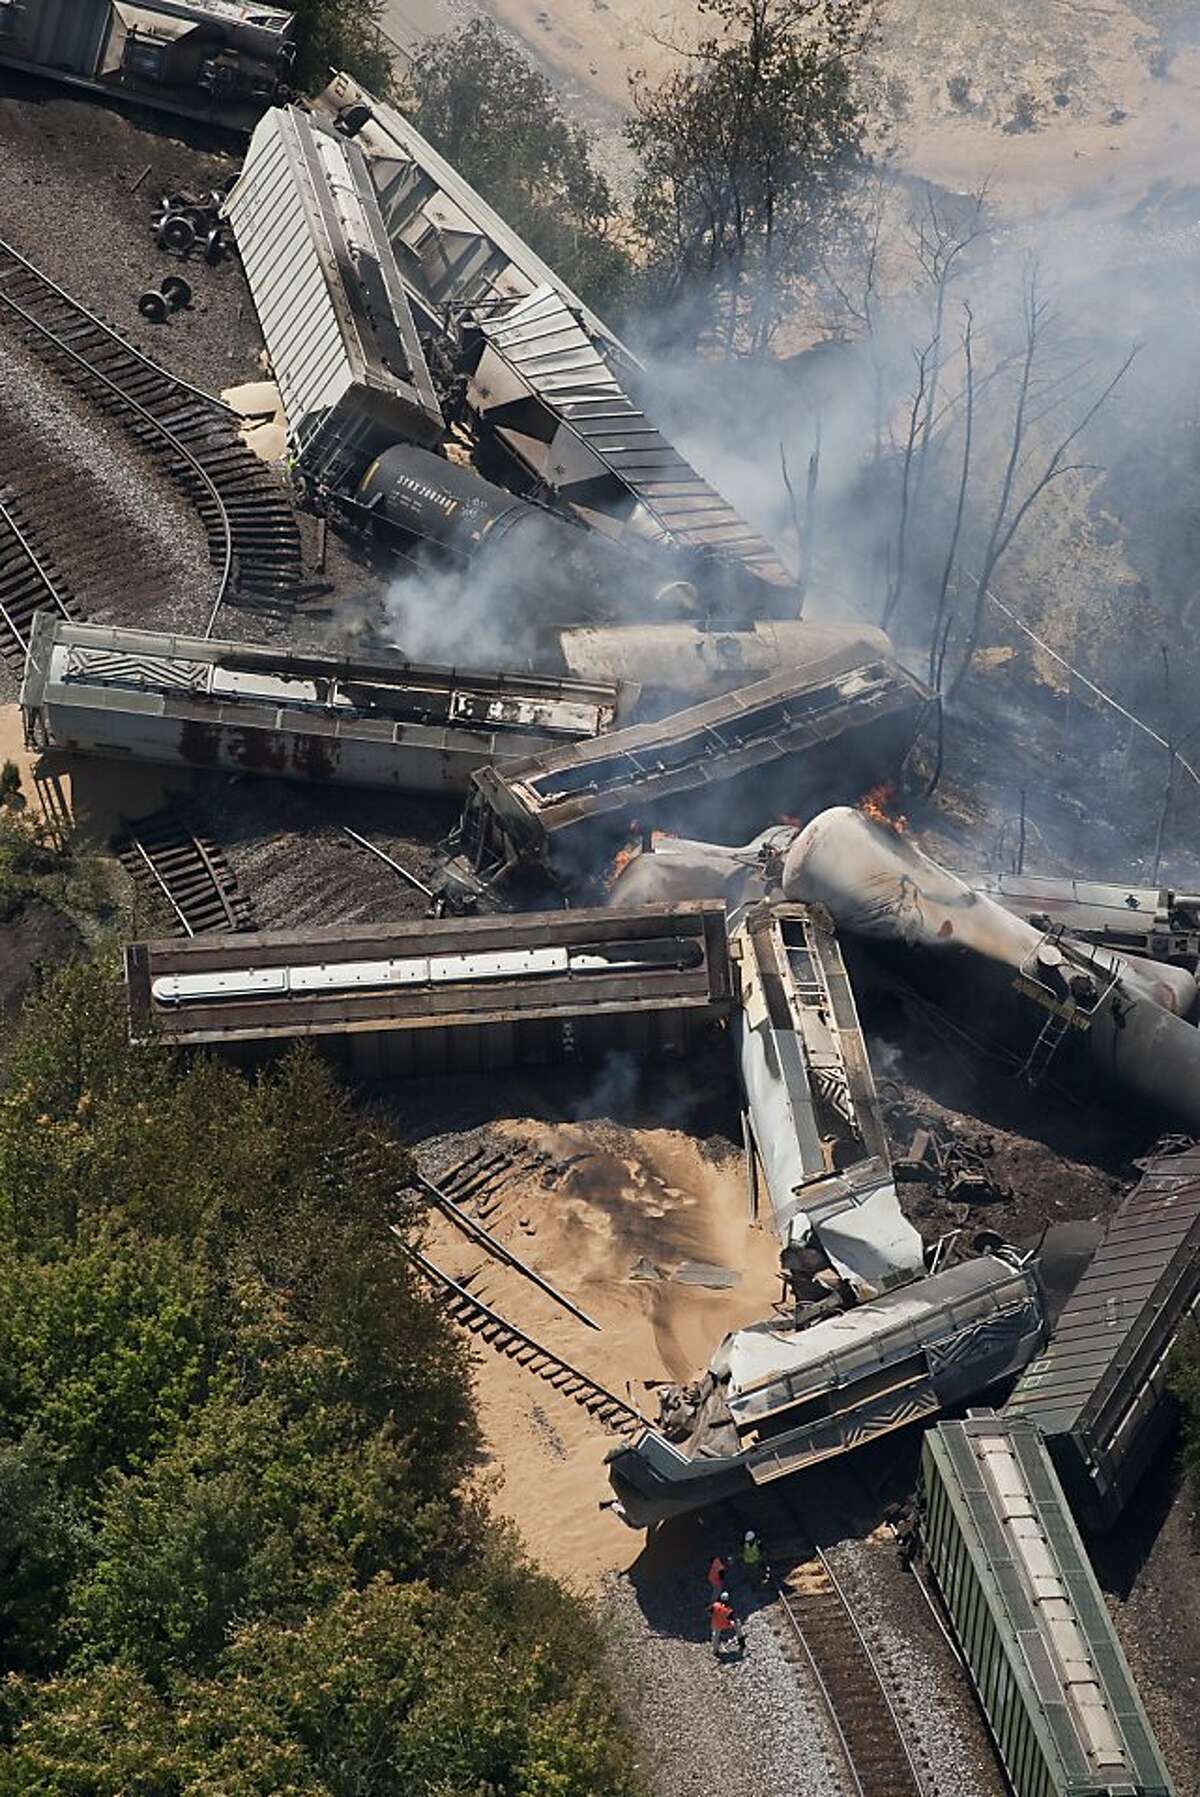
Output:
[921, 1415, 1175, 1797]
[729, 901, 924, 1299]
[0, 0, 295, 131]
[124, 901, 731, 1074]
[223, 106, 443, 485]
[1004, 1142, 1200, 1532]
[19, 614, 632, 794]
[451, 653, 928, 900]
[606, 1252, 1045, 1528]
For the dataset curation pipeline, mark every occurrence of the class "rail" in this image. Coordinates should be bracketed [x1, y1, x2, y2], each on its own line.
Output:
[114, 807, 255, 937]
[0, 236, 301, 629]
[743, 1496, 927, 1797]
[401, 1243, 642, 1435]
[0, 487, 74, 673]
[416, 1171, 601, 1330]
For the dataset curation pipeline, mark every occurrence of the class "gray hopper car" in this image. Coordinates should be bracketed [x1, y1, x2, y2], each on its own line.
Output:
[123, 901, 731, 1074]
[456, 651, 928, 894]
[1004, 1143, 1200, 1532]
[606, 1253, 1044, 1528]
[920, 1415, 1174, 1797]
[0, 0, 295, 132]
[20, 614, 630, 796]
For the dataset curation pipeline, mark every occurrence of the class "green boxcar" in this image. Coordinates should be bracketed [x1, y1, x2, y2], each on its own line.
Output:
[920, 1415, 1174, 1797]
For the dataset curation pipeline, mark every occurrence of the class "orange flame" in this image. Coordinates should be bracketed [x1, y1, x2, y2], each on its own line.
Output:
[856, 782, 908, 833]
[605, 829, 674, 887]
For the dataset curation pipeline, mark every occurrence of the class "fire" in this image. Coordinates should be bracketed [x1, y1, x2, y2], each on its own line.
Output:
[607, 841, 640, 886]
[856, 782, 908, 833]
[605, 829, 674, 888]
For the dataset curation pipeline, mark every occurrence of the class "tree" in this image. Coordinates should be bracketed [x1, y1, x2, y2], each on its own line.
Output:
[0, 964, 643, 1793]
[944, 263, 1137, 698]
[403, 22, 633, 313]
[282, 0, 394, 96]
[627, 0, 872, 355]
[0, 1433, 87, 1676]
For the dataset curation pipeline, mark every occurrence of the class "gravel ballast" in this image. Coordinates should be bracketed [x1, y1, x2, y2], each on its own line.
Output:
[601, 1560, 845, 1797]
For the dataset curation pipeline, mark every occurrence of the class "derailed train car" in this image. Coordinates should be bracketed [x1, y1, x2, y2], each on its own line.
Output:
[921, 1415, 1175, 1797]
[124, 902, 731, 1074]
[606, 1252, 1045, 1527]
[449, 654, 928, 901]
[20, 614, 632, 794]
[728, 900, 924, 1300]
[967, 870, 1200, 967]
[0, 0, 295, 131]
[783, 807, 1200, 1135]
[1005, 1143, 1200, 1532]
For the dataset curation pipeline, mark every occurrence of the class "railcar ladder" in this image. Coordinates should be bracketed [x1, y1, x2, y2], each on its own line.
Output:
[1020, 1003, 1075, 1087]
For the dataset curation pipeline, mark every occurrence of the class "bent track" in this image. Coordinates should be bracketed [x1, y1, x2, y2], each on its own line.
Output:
[114, 807, 256, 937]
[0, 237, 301, 628]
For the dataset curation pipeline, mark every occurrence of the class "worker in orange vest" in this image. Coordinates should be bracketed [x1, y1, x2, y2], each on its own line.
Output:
[706, 1551, 729, 1595]
[708, 1591, 745, 1659]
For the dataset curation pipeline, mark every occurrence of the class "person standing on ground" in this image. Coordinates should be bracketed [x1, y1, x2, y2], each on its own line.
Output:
[740, 1528, 768, 1587]
[708, 1591, 746, 1659]
[706, 1551, 729, 1595]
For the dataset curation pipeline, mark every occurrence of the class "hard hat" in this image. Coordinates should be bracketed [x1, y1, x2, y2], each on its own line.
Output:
[719, 1591, 730, 1603]
[744, 1529, 756, 1541]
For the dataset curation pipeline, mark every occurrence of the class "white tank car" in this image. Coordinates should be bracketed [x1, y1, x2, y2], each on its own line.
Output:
[782, 806, 1200, 1130]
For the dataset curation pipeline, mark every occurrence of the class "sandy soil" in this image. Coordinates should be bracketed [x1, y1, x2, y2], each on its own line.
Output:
[1, 701, 178, 845]
[424, 1118, 780, 1585]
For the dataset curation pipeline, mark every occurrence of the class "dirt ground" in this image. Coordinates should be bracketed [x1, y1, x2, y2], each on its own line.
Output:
[420, 1117, 780, 1584]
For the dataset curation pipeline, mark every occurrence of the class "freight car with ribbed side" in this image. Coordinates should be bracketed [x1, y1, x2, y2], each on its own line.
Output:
[919, 1413, 1175, 1797]
[1003, 1142, 1200, 1532]
[0, 0, 295, 132]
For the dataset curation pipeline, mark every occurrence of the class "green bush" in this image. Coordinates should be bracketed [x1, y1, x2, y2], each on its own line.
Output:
[0, 963, 642, 1794]
[403, 21, 633, 315]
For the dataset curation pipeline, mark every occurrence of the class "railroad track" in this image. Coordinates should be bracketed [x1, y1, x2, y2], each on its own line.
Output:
[742, 1493, 926, 1797]
[403, 1244, 642, 1436]
[0, 236, 301, 628]
[0, 485, 75, 675]
[113, 806, 255, 937]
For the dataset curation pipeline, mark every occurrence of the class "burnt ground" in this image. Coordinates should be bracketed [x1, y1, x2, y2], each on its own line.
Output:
[0, 62, 1198, 1797]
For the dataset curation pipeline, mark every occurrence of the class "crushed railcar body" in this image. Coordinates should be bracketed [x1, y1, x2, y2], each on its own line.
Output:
[0, 0, 296, 131]
[453, 654, 928, 898]
[729, 900, 923, 1299]
[606, 1253, 1045, 1528]
[921, 1415, 1175, 1797]
[124, 901, 731, 1072]
[1004, 1143, 1200, 1532]
[20, 614, 631, 794]
[309, 75, 795, 614]
[223, 104, 443, 482]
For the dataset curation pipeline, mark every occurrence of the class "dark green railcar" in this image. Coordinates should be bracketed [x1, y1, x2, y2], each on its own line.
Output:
[920, 1415, 1174, 1797]
[1005, 1144, 1200, 1532]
